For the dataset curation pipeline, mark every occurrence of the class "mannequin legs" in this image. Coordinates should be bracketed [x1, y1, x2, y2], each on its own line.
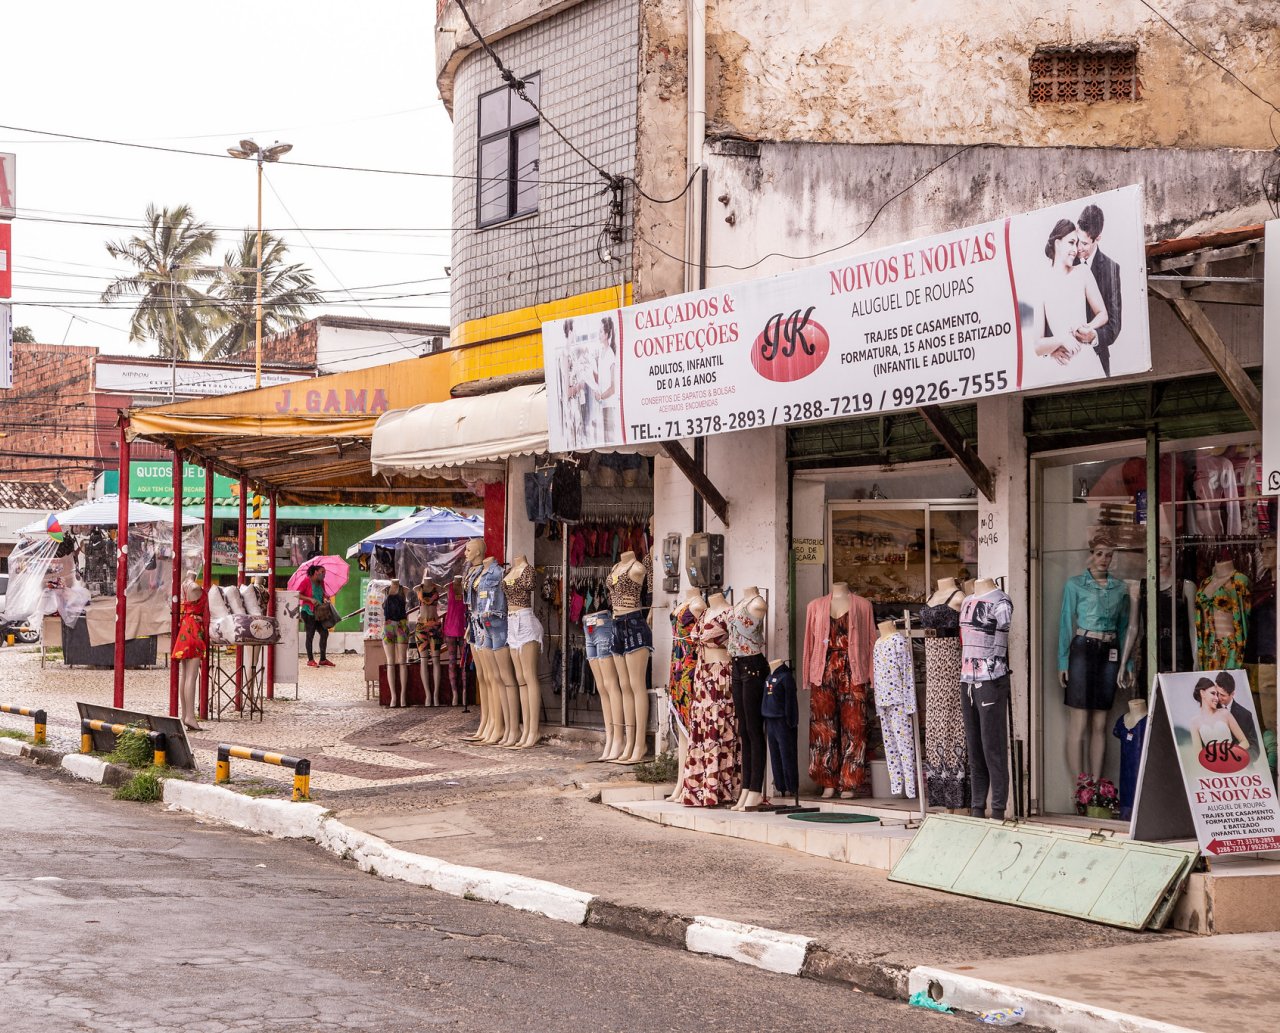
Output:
[420, 647, 435, 706]
[666, 723, 689, 802]
[491, 646, 521, 747]
[387, 641, 408, 706]
[466, 647, 495, 740]
[612, 648, 650, 764]
[1066, 707, 1110, 778]
[589, 657, 623, 761]
[513, 642, 542, 748]
[179, 658, 201, 730]
[432, 656, 444, 706]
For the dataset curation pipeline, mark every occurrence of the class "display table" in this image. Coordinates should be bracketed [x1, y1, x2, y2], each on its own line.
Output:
[61, 615, 157, 669]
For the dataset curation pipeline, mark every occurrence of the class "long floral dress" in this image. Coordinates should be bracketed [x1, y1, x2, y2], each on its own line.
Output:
[680, 607, 740, 807]
[808, 612, 869, 793]
[667, 601, 698, 732]
[1196, 572, 1250, 669]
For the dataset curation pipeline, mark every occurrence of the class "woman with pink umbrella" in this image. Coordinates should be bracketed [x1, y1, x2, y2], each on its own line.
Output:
[288, 557, 349, 669]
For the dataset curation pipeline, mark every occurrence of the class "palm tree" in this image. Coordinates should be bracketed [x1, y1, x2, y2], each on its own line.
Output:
[101, 204, 218, 360]
[204, 230, 321, 360]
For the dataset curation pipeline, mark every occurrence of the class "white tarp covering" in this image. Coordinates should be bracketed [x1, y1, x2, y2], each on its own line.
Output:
[18, 494, 202, 535]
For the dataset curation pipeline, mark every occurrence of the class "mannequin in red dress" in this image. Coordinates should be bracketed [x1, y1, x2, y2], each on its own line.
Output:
[171, 575, 207, 729]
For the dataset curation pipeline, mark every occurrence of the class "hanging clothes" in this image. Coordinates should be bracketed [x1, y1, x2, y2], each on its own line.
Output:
[808, 612, 869, 793]
[680, 607, 740, 807]
[667, 601, 699, 732]
[873, 632, 917, 798]
[919, 590, 968, 809]
[1190, 453, 1241, 537]
[1196, 571, 1251, 670]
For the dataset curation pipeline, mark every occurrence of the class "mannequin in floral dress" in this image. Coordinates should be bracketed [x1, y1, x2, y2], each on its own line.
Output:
[680, 592, 740, 806]
[666, 587, 706, 802]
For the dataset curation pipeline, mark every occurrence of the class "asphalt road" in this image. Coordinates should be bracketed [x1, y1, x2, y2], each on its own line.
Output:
[0, 763, 968, 1033]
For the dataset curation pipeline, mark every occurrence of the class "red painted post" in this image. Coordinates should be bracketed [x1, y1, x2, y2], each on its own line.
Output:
[199, 464, 213, 719]
[266, 489, 278, 699]
[168, 449, 183, 717]
[235, 474, 247, 710]
[113, 422, 131, 709]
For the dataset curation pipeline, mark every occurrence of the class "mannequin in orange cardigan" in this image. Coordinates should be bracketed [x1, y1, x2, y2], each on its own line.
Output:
[802, 582, 877, 798]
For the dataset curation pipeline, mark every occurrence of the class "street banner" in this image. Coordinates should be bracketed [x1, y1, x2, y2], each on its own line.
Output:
[1262, 221, 1280, 494]
[542, 185, 1149, 452]
[1132, 670, 1280, 856]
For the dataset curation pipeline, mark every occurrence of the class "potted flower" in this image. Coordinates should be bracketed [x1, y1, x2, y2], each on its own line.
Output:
[1075, 774, 1119, 819]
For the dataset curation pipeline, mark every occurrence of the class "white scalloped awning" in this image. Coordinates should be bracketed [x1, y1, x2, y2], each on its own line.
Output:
[371, 382, 549, 475]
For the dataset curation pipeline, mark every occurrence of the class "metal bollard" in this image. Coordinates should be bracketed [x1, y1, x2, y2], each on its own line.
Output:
[216, 744, 311, 801]
[79, 720, 166, 766]
[1, 704, 47, 746]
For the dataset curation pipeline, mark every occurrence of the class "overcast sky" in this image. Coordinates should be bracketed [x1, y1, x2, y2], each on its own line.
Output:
[5, 0, 455, 356]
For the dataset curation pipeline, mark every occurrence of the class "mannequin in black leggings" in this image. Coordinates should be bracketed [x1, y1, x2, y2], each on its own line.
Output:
[728, 588, 769, 811]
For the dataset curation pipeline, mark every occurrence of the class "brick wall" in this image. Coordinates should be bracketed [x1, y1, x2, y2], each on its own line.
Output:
[0, 344, 101, 493]
[224, 319, 319, 368]
[449, 0, 638, 331]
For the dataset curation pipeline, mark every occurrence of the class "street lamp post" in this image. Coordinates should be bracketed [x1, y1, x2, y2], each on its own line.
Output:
[227, 139, 292, 389]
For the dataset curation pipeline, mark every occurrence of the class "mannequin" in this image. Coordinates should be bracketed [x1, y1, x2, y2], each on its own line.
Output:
[1114, 698, 1149, 820]
[679, 590, 739, 805]
[608, 551, 651, 764]
[666, 586, 706, 801]
[415, 576, 444, 705]
[461, 539, 498, 741]
[382, 579, 410, 707]
[504, 555, 544, 748]
[921, 576, 968, 809]
[583, 604, 624, 761]
[477, 555, 520, 746]
[1196, 558, 1251, 670]
[762, 657, 800, 801]
[171, 574, 207, 730]
[728, 586, 769, 811]
[872, 619, 917, 798]
[442, 578, 467, 706]
[1058, 535, 1129, 780]
[802, 581, 876, 800]
[1154, 543, 1197, 673]
[960, 577, 1014, 818]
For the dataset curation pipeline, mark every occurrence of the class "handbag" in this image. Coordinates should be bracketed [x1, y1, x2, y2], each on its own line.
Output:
[314, 601, 338, 629]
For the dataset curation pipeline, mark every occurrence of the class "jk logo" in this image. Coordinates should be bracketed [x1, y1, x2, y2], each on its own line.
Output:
[760, 307, 818, 362]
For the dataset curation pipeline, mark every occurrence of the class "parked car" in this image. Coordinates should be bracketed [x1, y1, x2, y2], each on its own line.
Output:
[0, 574, 40, 645]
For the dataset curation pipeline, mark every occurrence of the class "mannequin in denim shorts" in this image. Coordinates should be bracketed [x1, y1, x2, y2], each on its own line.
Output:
[461, 538, 500, 743]
[609, 551, 652, 764]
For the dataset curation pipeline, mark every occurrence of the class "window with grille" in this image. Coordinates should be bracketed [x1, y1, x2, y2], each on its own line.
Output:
[476, 74, 540, 227]
[1029, 47, 1139, 104]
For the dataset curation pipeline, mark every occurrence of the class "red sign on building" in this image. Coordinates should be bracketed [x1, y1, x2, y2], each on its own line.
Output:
[0, 222, 10, 298]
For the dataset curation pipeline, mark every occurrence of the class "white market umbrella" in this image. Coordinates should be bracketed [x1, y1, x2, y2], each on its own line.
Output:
[18, 493, 203, 535]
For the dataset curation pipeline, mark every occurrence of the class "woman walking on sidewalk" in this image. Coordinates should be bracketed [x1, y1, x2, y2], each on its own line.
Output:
[300, 565, 335, 668]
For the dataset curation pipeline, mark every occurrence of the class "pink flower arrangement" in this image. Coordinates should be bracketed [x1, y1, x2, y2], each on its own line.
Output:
[1075, 773, 1119, 812]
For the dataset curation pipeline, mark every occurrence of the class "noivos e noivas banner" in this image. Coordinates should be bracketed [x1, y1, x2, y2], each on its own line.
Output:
[542, 185, 1149, 452]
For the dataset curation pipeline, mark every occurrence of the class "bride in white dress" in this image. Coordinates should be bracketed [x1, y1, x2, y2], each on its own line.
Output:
[1190, 677, 1249, 753]
[1031, 219, 1109, 372]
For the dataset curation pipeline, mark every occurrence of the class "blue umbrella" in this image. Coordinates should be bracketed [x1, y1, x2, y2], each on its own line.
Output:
[348, 507, 483, 556]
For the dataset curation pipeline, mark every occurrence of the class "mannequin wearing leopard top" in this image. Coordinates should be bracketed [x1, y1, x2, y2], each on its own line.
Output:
[608, 551, 651, 764]
[920, 578, 968, 809]
[503, 556, 544, 749]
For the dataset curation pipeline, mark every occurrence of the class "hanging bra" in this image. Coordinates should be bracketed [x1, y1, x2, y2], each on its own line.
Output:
[727, 598, 766, 658]
[918, 589, 964, 636]
[608, 568, 644, 611]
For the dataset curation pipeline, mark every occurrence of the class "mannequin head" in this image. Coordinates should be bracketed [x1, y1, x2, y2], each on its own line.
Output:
[1086, 532, 1115, 580]
[877, 618, 897, 638]
[389, 578, 401, 596]
[464, 538, 484, 566]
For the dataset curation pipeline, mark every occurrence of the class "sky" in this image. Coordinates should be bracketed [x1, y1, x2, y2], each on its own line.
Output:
[3, 0, 456, 356]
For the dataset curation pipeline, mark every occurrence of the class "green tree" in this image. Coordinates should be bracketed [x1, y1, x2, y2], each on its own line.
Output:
[204, 230, 321, 360]
[12, 325, 36, 343]
[101, 204, 217, 359]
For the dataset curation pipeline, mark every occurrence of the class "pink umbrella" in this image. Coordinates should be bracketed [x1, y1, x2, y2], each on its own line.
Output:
[287, 556, 350, 598]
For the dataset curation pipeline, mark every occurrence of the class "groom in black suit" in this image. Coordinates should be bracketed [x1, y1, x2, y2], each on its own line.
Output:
[1216, 671, 1261, 762]
[1074, 204, 1122, 377]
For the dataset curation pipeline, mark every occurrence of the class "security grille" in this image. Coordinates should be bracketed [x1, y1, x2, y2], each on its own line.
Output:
[1029, 46, 1139, 104]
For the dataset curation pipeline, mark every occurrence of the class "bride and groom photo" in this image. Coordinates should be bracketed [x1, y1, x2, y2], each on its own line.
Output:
[1028, 202, 1125, 382]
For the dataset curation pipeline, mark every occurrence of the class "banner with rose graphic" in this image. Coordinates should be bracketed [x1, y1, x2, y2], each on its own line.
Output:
[541, 185, 1149, 453]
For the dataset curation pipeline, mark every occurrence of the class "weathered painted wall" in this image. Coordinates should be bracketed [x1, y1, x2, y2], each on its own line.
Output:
[704, 0, 1280, 149]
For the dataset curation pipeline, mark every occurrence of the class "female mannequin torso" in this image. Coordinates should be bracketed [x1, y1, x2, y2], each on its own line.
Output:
[608, 551, 646, 616]
[830, 582, 851, 620]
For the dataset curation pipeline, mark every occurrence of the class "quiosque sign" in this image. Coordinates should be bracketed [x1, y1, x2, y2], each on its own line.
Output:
[543, 186, 1149, 452]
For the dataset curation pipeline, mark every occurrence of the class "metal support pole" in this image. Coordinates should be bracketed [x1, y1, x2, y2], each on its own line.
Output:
[254, 157, 264, 389]
[235, 474, 247, 710]
[199, 464, 214, 719]
[1146, 430, 1160, 688]
[113, 422, 131, 709]
[560, 522, 569, 729]
[266, 490, 278, 699]
[168, 449, 183, 717]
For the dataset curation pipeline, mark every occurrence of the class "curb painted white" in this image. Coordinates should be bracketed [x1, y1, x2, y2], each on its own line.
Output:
[162, 779, 328, 840]
[908, 967, 1204, 1033]
[61, 754, 108, 783]
[0, 738, 24, 757]
[686, 915, 812, 975]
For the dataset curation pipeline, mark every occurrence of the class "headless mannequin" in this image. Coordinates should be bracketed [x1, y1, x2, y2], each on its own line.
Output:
[731, 586, 770, 812]
[1060, 549, 1116, 779]
[504, 555, 542, 749]
[178, 576, 202, 730]
[667, 587, 706, 799]
[1124, 697, 1148, 730]
[878, 618, 897, 640]
[385, 580, 409, 707]
[926, 577, 965, 610]
[417, 577, 444, 706]
[462, 539, 499, 742]
[974, 577, 997, 595]
[1202, 558, 1240, 648]
[610, 551, 651, 764]
[820, 581, 853, 800]
[1158, 546, 1198, 667]
[482, 556, 522, 747]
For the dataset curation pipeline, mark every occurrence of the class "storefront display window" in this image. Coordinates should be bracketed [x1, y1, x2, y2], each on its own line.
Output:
[1034, 434, 1275, 815]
